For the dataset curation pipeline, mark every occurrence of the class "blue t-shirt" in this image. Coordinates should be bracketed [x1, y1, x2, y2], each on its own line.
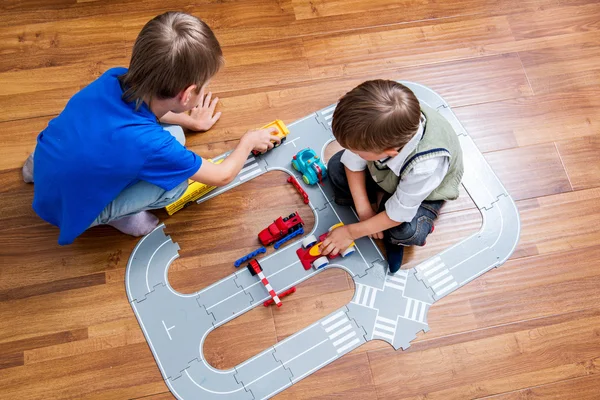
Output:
[33, 67, 202, 245]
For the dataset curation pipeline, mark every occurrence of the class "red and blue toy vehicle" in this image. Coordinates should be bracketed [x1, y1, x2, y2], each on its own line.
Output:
[258, 212, 304, 246]
[296, 223, 356, 270]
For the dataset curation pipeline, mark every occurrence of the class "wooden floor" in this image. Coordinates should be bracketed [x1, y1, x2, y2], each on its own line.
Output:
[1, 0, 600, 398]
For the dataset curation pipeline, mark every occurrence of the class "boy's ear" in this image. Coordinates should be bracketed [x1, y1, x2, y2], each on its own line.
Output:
[383, 148, 400, 157]
[179, 85, 198, 106]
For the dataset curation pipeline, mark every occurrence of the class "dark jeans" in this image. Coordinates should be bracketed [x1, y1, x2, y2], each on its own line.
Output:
[328, 151, 443, 246]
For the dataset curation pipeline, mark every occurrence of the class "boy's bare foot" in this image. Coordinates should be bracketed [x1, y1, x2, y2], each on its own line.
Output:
[107, 211, 159, 237]
[22, 153, 34, 183]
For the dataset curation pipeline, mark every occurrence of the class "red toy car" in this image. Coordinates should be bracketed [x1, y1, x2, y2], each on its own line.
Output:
[258, 212, 304, 246]
[296, 223, 356, 270]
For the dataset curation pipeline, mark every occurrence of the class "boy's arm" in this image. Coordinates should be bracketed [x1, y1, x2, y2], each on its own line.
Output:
[190, 128, 280, 186]
[345, 167, 383, 239]
[160, 90, 221, 132]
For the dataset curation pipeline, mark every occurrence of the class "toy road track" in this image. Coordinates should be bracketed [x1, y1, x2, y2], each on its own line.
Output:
[125, 82, 520, 399]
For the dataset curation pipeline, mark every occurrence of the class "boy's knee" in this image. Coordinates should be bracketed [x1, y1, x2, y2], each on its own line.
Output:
[388, 216, 433, 247]
[327, 150, 347, 187]
[162, 124, 186, 146]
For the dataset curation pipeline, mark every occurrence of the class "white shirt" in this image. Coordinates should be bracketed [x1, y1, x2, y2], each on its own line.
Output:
[340, 122, 449, 223]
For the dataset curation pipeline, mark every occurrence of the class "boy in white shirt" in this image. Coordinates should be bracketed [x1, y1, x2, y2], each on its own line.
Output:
[320, 80, 464, 273]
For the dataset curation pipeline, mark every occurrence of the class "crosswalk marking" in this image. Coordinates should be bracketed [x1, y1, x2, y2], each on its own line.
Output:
[384, 270, 408, 291]
[321, 310, 362, 354]
[352, 284, 378, 309]
[402, 298, 429, 324]
[436, 281, 458, 296]
[415, 256, 459, 298]
[372, 315, 397, 341]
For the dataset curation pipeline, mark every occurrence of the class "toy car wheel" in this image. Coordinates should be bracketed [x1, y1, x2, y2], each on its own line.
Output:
[341, 246, 356, 258]
[283, 217, 288, 222]
[292, 161, 299, 171]
[301, 235, 318, 249]
[313, 257, 329, 270]
[288, 213, 296, 219]
[302, 175, 311, 185]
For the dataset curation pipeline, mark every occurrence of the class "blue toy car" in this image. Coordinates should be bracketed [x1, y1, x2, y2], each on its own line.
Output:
[291, 148, 328, 185]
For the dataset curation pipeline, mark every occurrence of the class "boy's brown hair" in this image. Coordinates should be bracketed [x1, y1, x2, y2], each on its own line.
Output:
[332, 80, 421, 152]
[120, 11, 223, 107]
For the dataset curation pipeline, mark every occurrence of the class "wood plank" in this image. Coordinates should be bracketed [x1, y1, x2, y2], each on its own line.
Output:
[0, 342, 165, 400]
[274, 352, 377, 399]
[519, 40, 600, 95]
[0, 15, 127, 73]
[484, 142, 572, 200]
[453, 91, 600, 152]
[485, 373, 600, 400]
[556, 135, 600, 191]
[0, 272, 106, 301]
[508, 2, 600, 40]
[0, 116, 49, 170]
[303, 16, 515, 69]
[367, 309, 600, 399]
[25, 319, 145, 364]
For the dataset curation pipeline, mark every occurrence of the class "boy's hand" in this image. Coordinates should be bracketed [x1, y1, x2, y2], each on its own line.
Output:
[356, 204, 384, 239]
[241, 127, 281, 153]
[320, 225, 354, 257]
[189, 88, 221, 131]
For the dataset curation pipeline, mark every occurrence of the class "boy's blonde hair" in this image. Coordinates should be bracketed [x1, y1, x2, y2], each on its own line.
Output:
[332, 80, 421, 152]
[120, 12, 223, 107]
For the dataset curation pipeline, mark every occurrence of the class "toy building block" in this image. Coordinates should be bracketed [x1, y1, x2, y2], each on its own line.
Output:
[287, 176, 309, 204]
[274, 227, 304, 250]
[291, 148, 328, 185]
[165, 158, 224, 215]
[252, 119, 290, 156]
[296, 223, 356, 270]
[247, 259, 282, 307]
[234, 247, 267, 267]
[258, 212, 304, 246]
[263, 287, 296, 307]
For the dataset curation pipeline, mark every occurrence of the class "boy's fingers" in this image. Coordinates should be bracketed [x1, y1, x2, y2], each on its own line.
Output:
[270, 135, 282, 144]
[209, 97, 219, 112]
[211, 112, 222, 124]
[203, 91, 212, 108]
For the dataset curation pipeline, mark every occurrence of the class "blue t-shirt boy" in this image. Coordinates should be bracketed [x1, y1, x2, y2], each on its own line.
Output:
[33, 68, 201, 245]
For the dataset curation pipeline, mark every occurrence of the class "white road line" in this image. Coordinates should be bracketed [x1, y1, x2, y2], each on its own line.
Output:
[321, 105, 336, 115]
[239, 168, 263, 181]
[283, 137, 300, 147]
[369, 289, 377, 308]
[425, 263, 446, 277]
[384, 282, 405, 291]
[324, 113, 333, 121]
[404, 299, 413, 319]
[162, 320, 175, 340]
[430, 269, 449, 282]
[321, 310, 345, 326]
[336, 338, 361, 353]
[374, 323, 395, 333]
[436, 281, 458, 296]
[281, 338, 329, 366]
[332, 331, 356, 347]
[416, 256, 442, 273]
[355, 284, 364, 304]
[145, 239, 170, 292]
[244, 157, 256, 165]
[329, 324, 352, 340]
[324, 317, 350, 333]
[432, 275, 453, 290]
[376, 316, 396, 325]
[372, 331, 394, 341]
[291, 355, 338, 383]
[239, 163, 259, 174]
